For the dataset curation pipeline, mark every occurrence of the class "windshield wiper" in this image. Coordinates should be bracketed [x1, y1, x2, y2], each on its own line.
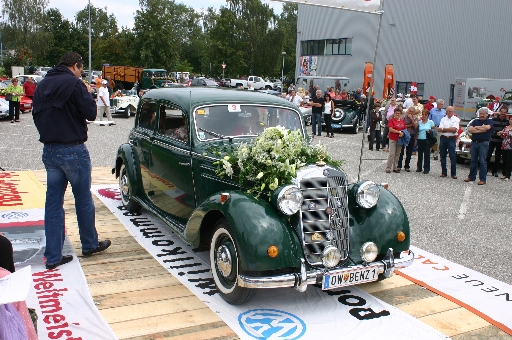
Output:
[199, 127, 225, 139]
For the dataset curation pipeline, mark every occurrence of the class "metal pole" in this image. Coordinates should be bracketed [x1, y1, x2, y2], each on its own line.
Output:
[281, 51, 286, 93]
[357, 0, 384, 182]
[88, 0, 92, 82]
[222, 61, 225, 79]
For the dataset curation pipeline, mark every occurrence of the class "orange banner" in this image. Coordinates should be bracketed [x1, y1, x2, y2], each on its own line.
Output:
[383, 64, 395, 99]
[362, 62, 373, 96]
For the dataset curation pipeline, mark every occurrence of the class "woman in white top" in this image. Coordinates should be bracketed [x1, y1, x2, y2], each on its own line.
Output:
[323, 93, 334, 137]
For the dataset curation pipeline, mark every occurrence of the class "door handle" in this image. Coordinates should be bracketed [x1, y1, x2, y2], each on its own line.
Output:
[179, 162, 191, 166]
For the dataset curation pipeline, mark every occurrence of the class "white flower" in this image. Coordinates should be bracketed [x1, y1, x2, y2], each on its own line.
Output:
[256, 172, 264, 179]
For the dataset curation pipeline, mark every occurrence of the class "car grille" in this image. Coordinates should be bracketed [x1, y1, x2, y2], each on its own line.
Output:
[298, 168, 349, 266]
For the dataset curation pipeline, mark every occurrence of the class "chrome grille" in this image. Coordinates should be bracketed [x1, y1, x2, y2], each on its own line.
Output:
[299, 168, 349, 266]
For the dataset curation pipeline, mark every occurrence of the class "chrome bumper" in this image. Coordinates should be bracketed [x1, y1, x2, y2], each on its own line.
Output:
[237, 249, 414, 291]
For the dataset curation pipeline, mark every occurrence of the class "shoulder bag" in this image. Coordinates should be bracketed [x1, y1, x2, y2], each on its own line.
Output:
[5, 93, 12, 101]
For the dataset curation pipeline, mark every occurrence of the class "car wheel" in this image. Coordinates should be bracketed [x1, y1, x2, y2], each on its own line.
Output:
[456, 154, 465, 164]
[352, 118, 359, 134]
[119, 164, 141, 212]
[210, 219, 255, 305]
[265, 85, 272, 90]
[125, 105, 135, 118]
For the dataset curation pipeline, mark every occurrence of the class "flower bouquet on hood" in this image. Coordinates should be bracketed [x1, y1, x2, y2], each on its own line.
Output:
[215, 126, 342, 198]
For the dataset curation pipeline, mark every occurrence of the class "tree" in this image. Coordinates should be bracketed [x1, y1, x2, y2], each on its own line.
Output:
[133, 0, 201, 70]
[0, 0, 51, 65]
[40, 8, 76, 66]
[278, 3, 298, 80]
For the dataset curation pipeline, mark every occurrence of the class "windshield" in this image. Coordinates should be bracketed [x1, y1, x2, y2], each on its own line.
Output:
[153, 71, 167, 78]
[194, 104, 303, 141]
[204, 79, 218, 86]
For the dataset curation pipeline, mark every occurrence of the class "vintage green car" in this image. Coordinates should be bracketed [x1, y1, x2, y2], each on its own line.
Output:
[113, 88, 413, 305]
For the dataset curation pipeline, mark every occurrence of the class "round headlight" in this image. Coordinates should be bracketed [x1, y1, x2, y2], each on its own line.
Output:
[356, 181, 380, 209]
[322, 245, 341, 268]
[360, 242, 378, 263]
[277, 185, 303, 215]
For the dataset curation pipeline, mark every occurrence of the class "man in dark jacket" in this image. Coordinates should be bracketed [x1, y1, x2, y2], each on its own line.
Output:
[32, 52, 111, 270]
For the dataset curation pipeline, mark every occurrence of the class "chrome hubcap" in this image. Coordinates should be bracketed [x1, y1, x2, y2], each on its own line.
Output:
[120, 174, 129, 197]
[216, 245, 232, 277]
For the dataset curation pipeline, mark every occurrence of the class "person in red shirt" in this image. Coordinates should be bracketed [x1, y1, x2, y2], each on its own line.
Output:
[487, 96, 500, 112]
[385, 108, 407, 173]
[22, 77, 36, 99]
[424, 95, 436, 112]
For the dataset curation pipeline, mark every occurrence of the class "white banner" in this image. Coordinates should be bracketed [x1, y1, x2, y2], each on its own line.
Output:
[398, 246, 512, 336]
[25, 255, 118, 340]
[272, 0, 380, 12]
[0, 266, 31, 304]
[93, 185, 447, 340]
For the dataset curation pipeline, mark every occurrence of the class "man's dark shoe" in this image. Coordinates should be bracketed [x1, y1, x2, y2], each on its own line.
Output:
[82, 240, 111, 256]
[492, 173, 498, 177]
[464, 178, 474, 182]
[451, 175, 457, 179]
[440, 174, 447, 178]
[46, 255, 73, 270]
[478, 181, 486, 185]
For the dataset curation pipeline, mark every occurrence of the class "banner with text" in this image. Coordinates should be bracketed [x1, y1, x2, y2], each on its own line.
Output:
[398, 246, 512, 336]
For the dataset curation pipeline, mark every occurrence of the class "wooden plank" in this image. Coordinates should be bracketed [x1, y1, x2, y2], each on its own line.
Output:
[101, 296, 208, 324]
[124, 322, 237, 340]
[451, 325, 512, 339]
[95, 286, 194, 309]
[89, 274, 181, 296]
[419, 308, 491, 337]
[81, 258, 162, 276]
[396, 295, 460, 318]
[109, 308, 224, 339]
[368, 283, 438, 306]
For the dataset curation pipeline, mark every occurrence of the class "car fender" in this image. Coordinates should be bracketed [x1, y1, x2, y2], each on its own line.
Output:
[347, 182, 411, 262]
[186, 191, 303, 272]
[114, 144, 143, 198]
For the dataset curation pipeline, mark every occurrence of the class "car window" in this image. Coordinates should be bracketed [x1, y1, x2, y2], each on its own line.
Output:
[194, 105, 302, 140]
[157, 104, 188, 143]
[137, 100, 157, 131]
[204, 79, 217, 86]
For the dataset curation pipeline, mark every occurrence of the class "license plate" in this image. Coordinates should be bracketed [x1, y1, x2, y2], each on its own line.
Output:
[322, 266, 379, 290]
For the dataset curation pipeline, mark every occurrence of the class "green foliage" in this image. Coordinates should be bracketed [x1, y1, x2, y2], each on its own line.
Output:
[1, 0, 297, 79]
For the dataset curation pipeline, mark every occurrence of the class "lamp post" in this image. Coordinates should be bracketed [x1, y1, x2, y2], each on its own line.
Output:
[281, 51, 286, 93]
[88, 0, 92, 82]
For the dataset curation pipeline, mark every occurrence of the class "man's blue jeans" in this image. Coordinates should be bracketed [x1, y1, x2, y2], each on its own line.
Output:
[469, 141, 489, 182]
[311, 112, 322, 136]
[439, 136, 457, 176]
[42, 143, 98, 266]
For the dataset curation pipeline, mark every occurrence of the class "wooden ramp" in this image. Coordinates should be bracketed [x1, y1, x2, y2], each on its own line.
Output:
[32, 167, 509, 340]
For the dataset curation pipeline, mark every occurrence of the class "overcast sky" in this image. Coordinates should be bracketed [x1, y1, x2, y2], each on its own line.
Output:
[47, 0, 283, 29]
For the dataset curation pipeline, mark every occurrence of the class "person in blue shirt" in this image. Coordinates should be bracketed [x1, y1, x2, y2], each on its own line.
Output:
[428, 99, 446, 160]
[416, 109, 436, 173]
[464, 107, 494, 185]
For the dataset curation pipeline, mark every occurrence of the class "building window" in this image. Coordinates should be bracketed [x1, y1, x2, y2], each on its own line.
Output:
[301, 39, 352, 56]
[325, 38, 352, 55]
[396, 82, 425, 97]
[301, 40, 325, 55]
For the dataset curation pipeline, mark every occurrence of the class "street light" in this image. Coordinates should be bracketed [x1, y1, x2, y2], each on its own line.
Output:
[281, 51, 286, 93]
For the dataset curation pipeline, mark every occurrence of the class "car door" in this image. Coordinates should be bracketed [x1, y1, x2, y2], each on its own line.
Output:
[131, 99, 157, 198]
[149, 102, 195, 226]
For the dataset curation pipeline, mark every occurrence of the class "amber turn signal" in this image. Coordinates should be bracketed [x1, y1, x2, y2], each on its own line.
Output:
[396, 231, 406, 242]
[267, 245, 279, 258]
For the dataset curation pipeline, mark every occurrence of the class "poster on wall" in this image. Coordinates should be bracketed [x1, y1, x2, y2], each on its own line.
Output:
[300, 56, 317, 76]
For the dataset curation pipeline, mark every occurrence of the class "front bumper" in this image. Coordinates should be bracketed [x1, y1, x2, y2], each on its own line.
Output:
[237, 249, 414, 291]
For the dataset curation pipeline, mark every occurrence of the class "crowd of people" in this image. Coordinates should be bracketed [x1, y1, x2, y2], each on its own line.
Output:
[366, 94, 511, 183]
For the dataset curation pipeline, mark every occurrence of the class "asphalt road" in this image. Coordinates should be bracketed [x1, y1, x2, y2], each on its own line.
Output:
[1, 113, 510, 285]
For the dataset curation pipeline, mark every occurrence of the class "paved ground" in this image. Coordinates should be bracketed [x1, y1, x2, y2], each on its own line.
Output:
[0, 113, 510, 286]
